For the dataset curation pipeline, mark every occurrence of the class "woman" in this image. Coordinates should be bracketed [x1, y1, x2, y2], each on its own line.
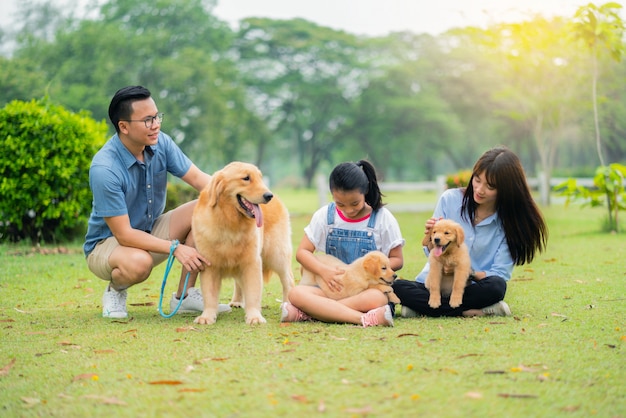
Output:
[282, 160, 405, 327]
[393, 146, 548, 317]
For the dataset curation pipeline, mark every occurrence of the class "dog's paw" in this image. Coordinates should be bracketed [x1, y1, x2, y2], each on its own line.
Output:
[428, 297, 441, 309]
[230, 301, 244, 309]
[245, 314, 267, 325]
[449, 295, 462, 308]
[194, 314, 217, 325]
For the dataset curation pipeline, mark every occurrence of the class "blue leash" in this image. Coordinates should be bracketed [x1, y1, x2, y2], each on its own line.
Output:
[158, 239, 191, 318]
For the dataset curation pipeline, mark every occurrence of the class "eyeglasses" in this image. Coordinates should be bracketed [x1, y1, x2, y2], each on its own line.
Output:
[123, 112, 164, 128]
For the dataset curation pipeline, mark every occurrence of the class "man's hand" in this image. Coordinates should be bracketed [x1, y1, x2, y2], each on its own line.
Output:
[173, 244, 209, 272]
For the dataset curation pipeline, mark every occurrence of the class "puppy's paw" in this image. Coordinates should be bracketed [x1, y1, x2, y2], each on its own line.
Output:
[230, 301, 244, 309]
[449, 295, 462, 308]
[428, 296, 441, 309]
[194, 313, 217, 325]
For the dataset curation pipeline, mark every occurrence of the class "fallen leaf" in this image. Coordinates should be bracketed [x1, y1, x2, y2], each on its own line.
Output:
[93, 349, 116, 354]
[317, 400, 326, 412]
[291, 394, 308, 403]
[178, 388, 206, 393]
[149, 380, 183, 385]
[176, 326, 200, 332]
[82, 395, 127, 405]
[456, 353, 482, 359]
[73, 373, 97, 381]
[397, 333, 420, 337]
[21, 397, 40, 406]
[561, 405, 580, 412]
[345, 405, 372, 414]
[0, 358, 16, 376]
[130, 302, 155, 306]
[328, 335, 348, 340]
[498, 393, 537, 399]
[14, 308, 31, 314]
[0, 319, 15, 323]
[465, 392, 483, 399]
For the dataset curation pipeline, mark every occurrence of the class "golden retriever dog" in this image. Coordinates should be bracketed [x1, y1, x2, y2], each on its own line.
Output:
[422, 219, 471, 308]
[192, 162, 294, 325]
[300, 251, 400, 303]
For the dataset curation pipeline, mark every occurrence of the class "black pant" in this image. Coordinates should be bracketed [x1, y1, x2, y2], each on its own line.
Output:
[391, 276, 507, 317]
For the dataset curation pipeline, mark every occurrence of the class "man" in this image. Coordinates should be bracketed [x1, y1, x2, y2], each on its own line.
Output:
[84, 85, 230, 318]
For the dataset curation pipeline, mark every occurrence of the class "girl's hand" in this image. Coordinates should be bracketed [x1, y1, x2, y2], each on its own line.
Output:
[321, 267, 344, 292]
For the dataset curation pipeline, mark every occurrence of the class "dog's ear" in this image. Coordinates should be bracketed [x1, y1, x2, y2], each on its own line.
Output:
[421, 232, 432, 248]
[362, 254, 379, 276]
[455, 224, 465, 246]
[206, 172, 225, 207]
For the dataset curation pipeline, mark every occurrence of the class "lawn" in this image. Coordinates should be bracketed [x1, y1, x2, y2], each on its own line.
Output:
[0, 190, 624, 417]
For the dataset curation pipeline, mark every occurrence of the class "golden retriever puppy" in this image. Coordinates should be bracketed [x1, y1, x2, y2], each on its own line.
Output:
[300, 251, 400, 303]
[423, 219, 471, 308]
[192, 162, 294, 325]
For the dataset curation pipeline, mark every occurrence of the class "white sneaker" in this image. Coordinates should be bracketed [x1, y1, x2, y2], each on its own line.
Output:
[102, 285, 128, 319]
[169, 287, 232, 314]
[400, 305, 419, 318]
[482, 301, 512, 317]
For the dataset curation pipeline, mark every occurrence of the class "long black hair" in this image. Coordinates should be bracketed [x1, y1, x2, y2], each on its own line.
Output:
[329, 160, 384, 211]
[462, 146, 548, 265]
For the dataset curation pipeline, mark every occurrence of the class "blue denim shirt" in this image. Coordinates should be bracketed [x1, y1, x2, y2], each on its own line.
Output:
[415, 188, 514, 283]
[83, 132, 191, 256]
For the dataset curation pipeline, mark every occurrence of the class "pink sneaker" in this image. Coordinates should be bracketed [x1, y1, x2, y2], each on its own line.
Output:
[280, 302, 312, 322]
[361, 305, 394, 327]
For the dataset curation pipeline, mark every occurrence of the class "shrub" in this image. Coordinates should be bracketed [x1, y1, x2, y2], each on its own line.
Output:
[165, 182, 199, 212]
[445, 169, 472, 188]
[0, 98, 107, 243]
[555, 163, 626, 233]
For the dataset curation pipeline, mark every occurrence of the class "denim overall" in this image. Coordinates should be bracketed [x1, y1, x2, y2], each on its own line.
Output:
[325, 203, 378, 264]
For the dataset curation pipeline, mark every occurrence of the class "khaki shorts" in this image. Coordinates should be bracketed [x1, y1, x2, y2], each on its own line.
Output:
[86, 211, 173, 281]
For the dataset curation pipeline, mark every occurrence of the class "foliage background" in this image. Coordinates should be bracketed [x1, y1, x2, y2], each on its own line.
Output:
[0, 0, 624, 188]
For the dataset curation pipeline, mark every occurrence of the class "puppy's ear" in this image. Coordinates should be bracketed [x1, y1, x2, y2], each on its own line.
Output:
[421, 232, 432, 248]
[362, 254, 379, 276]
[206, 172, 225, 207]
[455, 224, 465, 246]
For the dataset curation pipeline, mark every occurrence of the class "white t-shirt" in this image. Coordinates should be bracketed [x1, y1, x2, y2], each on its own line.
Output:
[304, 204, 405, 257]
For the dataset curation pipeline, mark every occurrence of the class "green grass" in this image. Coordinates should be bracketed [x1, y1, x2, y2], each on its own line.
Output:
[1, 190, 624, 417]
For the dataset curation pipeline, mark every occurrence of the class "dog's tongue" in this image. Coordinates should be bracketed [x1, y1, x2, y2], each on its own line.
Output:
[252, 203, 263, 227]
[433, 246, 443, 257]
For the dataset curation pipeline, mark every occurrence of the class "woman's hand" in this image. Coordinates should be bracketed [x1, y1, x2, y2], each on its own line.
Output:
[424, 216, 442, 235]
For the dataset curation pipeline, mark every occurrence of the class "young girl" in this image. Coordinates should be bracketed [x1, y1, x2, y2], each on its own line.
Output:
[282, 160, 405, 327]
[393, 146, 548, 317]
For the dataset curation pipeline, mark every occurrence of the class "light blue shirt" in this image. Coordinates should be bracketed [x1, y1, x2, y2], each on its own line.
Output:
[415, 188, 514, 283]
[83, 132, 191, 256]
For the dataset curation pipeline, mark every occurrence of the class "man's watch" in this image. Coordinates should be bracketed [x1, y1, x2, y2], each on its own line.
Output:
[469, 268, 476, 280]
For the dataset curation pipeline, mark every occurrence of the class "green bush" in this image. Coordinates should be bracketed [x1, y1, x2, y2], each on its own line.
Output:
[0, 98, 107, 243]
[165, 181, 199, 211]
[445, 169, 472, 188]
[555, 163, 626, 233]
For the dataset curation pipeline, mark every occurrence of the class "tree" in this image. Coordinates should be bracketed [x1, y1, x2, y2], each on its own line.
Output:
[5, 0, 260, 172]
[477, 17, 583, 205]
[571, 2, 625, 166]
[235, 18, 366, 186]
